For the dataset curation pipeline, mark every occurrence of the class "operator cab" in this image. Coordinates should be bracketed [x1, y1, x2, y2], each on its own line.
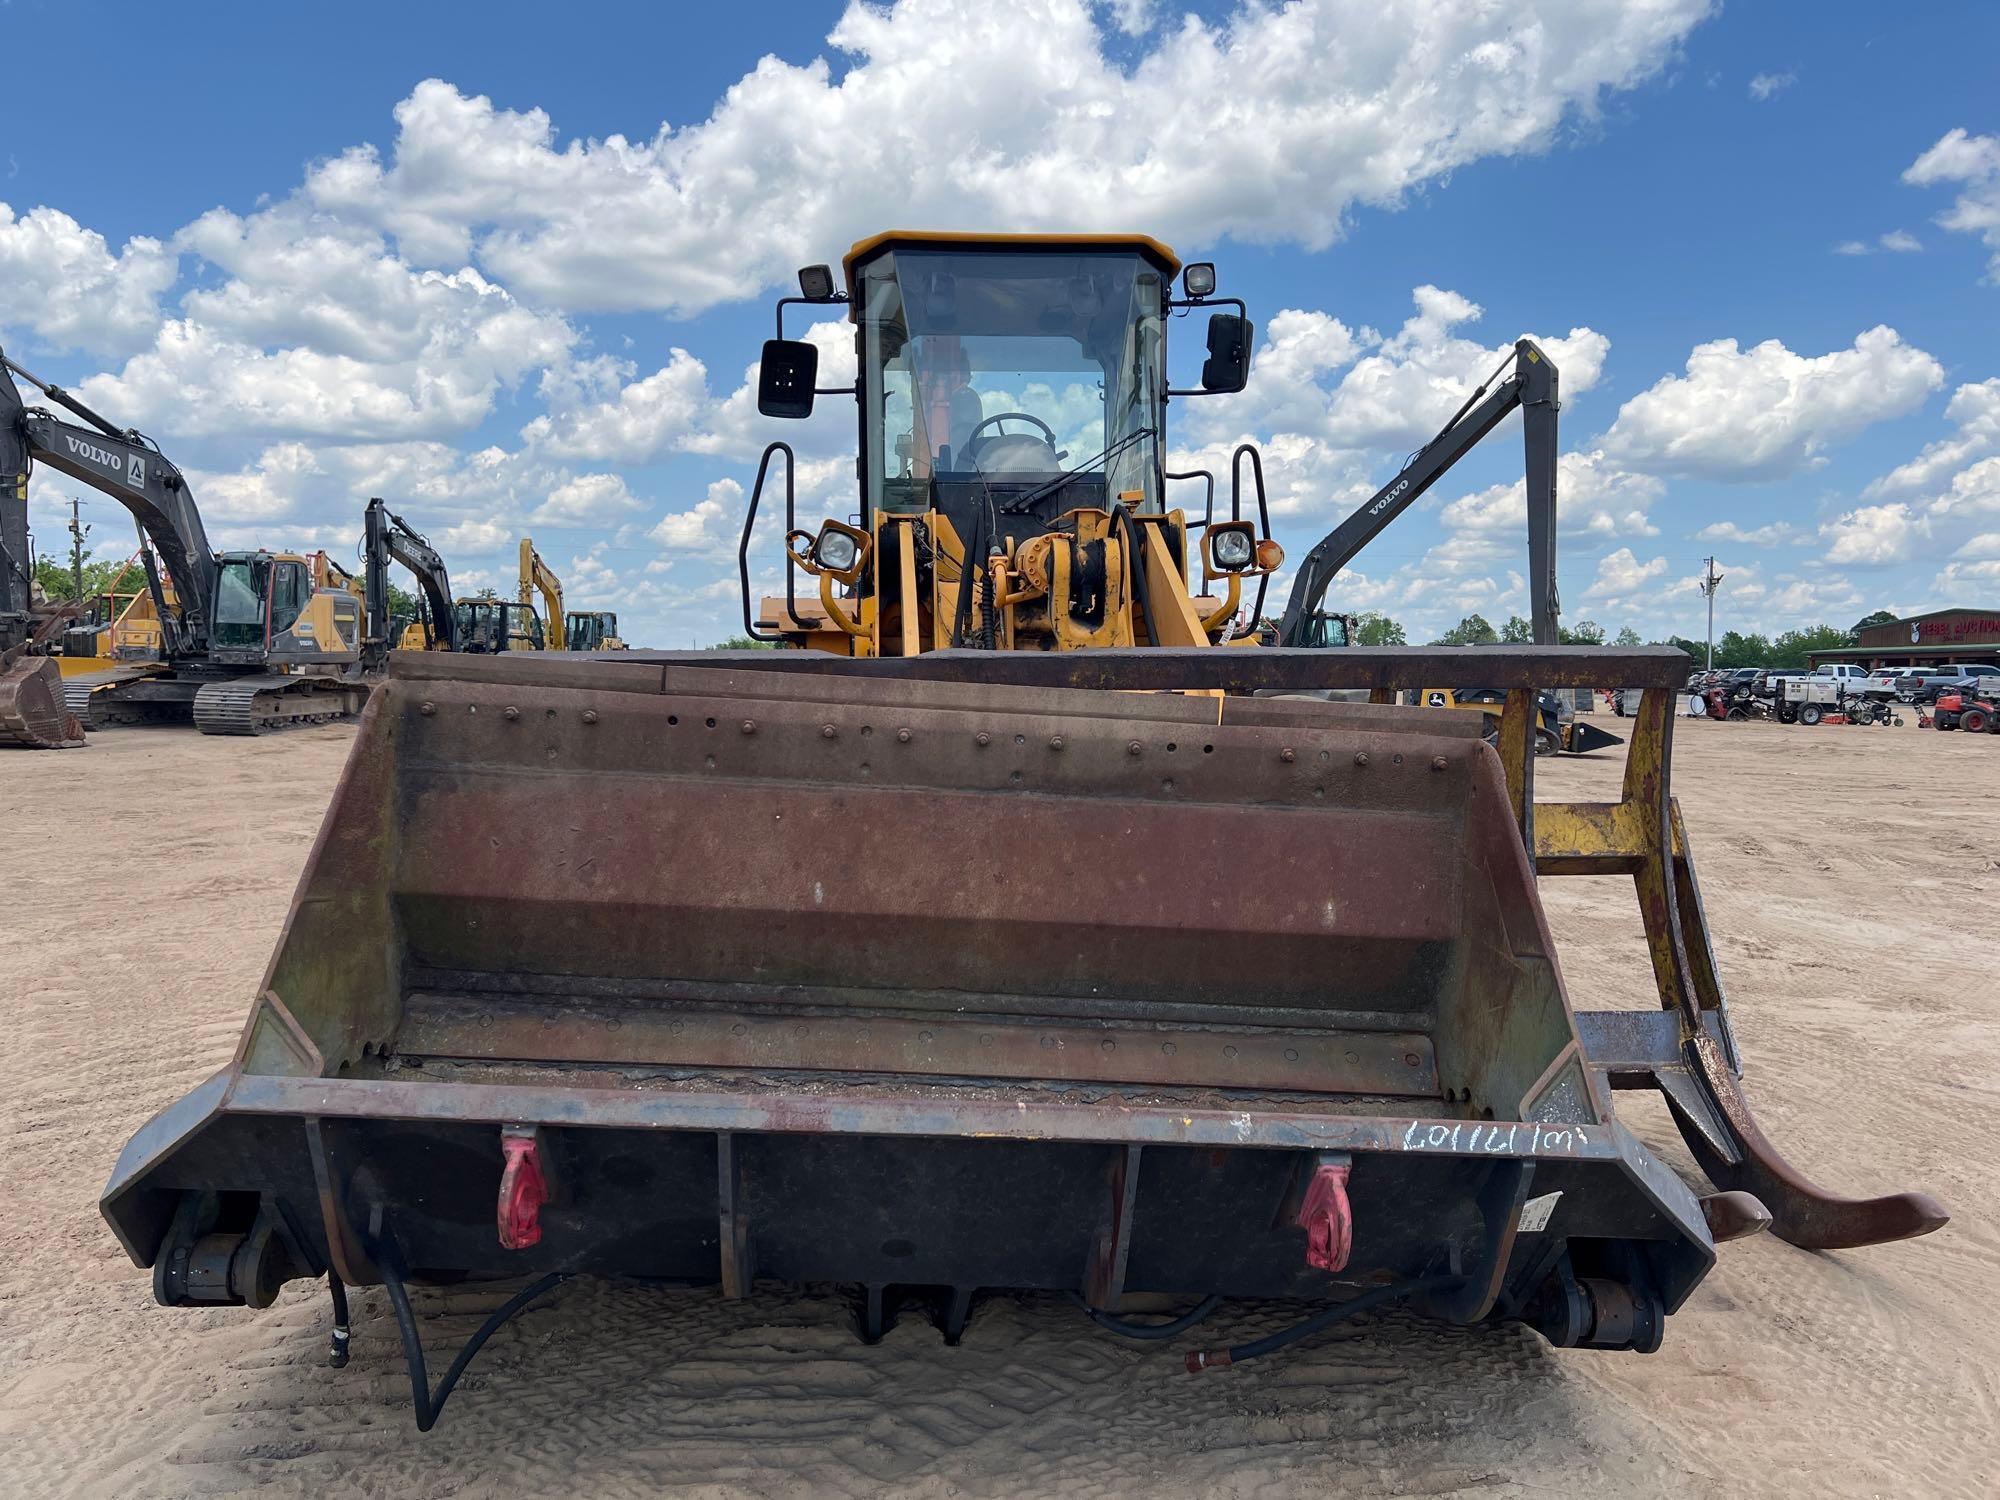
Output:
[564, 609, 619, 651]
[454, 598, 544, 653]
[209, 550, 359, 665]
[853, 238, 1182, 538]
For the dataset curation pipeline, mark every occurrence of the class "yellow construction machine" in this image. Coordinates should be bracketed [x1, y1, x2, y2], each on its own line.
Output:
[518, 536, 566, 650]
[104, 234, 1943, 1430]
[520, 533, 628, 651]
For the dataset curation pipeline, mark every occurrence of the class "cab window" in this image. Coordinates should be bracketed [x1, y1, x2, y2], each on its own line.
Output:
[270, 561, 306, 633]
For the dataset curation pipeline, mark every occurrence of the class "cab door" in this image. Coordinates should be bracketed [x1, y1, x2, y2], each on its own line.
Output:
[265, 559, 360, 666]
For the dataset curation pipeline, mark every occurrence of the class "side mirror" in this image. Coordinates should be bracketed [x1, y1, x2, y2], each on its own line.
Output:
[758, 339, 819, 418]
[1200, 312, 1253, 393]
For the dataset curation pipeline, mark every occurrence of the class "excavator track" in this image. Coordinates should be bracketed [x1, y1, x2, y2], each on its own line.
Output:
[63, 666, 172, 729]
[192, 675, 370, 736]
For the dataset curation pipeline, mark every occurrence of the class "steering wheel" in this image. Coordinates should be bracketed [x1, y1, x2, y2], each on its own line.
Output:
[962, 410, 1059, 470]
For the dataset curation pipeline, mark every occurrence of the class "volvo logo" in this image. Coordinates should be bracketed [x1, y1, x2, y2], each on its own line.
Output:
[61, 435, 146, 491]
[1368, 477, 1411, 515]
[64, 434, 121, 472]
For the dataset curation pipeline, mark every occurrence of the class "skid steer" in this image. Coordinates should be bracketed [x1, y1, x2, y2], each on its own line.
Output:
[104, 234, 1945, 1428]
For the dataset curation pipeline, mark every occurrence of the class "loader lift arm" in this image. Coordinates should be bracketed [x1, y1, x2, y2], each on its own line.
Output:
[519, 537, 565, 650]
[1276, 338, 1559, 647]
[362, 497, 458, 667]
[2, 349, 216, 658]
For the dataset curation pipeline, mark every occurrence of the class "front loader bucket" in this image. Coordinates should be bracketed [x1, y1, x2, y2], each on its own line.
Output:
[103, 646, 1943, 1401]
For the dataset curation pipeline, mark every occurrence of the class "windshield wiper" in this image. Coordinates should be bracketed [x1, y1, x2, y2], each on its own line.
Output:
[998, 426, 1158, 515]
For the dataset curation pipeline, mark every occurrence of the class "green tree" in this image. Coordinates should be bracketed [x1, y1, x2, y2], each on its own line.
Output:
[1768, 624, 1850, 669]
[1613, 626, 1642, 646]
[1351, 611, 1406, 645]
[1848, 610, 1895, 635]
[708, 634, 775, 650]
[1713, 629, 1772, 669]
[32, 548, 147, 603]
[1499, 614, 1533, 642]
[1434, 613, 1499, 646]
[1559, 619, 1606, 645]
[1665, 634, 1705, 664]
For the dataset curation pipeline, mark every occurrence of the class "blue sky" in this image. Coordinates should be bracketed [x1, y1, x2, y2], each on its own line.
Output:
[4, 0, 1997, 645]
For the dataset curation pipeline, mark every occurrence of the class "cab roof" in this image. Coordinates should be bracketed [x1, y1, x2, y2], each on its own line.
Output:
[841, 231, 1182, 295]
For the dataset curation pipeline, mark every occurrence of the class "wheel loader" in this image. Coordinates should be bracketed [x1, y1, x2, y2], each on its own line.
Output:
[104, 233, 1945, 1428]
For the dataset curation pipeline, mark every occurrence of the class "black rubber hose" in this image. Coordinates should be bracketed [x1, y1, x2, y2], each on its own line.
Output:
[378, 1265, 569, 1432]
[1114, 505, 1158, 645]
[1185, 1275, 1463, 1372]
[1066, 1290, 1221, 1340]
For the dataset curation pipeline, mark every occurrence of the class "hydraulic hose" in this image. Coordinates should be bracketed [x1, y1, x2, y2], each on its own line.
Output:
[1114, 505, 1158, 646]
[1184, 1275, 1463, 1373]
[378, 1264, 569, 1432]
[1066, 1291, 1221, 1341]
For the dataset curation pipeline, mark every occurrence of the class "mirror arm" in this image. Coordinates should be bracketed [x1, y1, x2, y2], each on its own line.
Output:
[776, 293, 851, 339]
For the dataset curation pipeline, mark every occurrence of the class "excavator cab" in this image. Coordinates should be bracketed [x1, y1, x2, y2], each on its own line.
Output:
[207, 550, 363, 668]
[746, 235, 1276, 654]
[564, 610, 623, 651]
[452, 598, 544, 653]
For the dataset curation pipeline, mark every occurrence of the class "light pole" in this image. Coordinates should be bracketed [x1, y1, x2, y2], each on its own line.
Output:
[1697, 556, 1723, 671]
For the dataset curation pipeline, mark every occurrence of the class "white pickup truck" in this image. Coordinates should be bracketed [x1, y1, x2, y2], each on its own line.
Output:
[1853, 667, 1924, 699]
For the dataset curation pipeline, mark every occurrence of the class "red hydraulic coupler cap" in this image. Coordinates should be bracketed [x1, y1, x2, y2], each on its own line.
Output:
[1297, 1161, 1353, 1274]
[498, 1130, 548, 1250]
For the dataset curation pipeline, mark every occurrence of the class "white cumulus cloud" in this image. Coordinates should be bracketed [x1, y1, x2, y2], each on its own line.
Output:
[1600, 326, 1943, 480]
[295, 0, 1712, 314]
[1905, 127, 2000, 278]
[0, 202, 177, 356]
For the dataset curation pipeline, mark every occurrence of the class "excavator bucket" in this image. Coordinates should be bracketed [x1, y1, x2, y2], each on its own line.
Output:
[0, 652, 85, 748]
[102, 645, 1944, 1416]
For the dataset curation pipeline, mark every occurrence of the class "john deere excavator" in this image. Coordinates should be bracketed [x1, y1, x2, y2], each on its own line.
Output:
[0, 350, 368, 740]
[361, 497, 459, 666]
[105, 234, 1943, 1430]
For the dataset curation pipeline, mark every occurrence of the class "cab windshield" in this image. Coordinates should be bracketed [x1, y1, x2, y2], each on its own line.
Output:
[213, 556, 270, 648]
[859, 247, 1168, 518]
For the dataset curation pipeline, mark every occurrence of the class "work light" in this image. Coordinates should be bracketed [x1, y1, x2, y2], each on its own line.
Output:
[1209, 523, 1254, 571]
[813, 525, 860, 573]
[797, 264, 836, 300]
[1182, 262, 1217, 299]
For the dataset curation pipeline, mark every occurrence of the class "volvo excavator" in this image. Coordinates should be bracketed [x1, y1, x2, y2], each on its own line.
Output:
[0, 351, 368, 741]
[106, 234, 1944, 1431]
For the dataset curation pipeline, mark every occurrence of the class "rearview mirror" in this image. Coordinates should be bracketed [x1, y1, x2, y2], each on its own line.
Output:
[1200, 313, 1253, 393]
[758, 339, 819, 418]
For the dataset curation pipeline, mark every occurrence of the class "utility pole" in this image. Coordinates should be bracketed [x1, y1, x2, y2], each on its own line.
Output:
[67, 496, 90, 602]
[1697, 556, 1724, 671]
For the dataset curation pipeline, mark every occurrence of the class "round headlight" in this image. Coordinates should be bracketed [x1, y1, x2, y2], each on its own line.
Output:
[1211, 527, 1254, 570]
[814, 529, 860, 573]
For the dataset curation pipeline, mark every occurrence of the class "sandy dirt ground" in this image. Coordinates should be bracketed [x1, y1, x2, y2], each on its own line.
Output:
[1, 713, 1995, 1498]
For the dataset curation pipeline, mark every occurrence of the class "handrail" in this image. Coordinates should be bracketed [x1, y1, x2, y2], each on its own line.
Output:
[737, 442, 796, 643]
[1231, 443, 1274, 630]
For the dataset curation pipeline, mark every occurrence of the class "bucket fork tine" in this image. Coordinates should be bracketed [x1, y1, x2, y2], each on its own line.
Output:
[1622, 686, 1947, 1251]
